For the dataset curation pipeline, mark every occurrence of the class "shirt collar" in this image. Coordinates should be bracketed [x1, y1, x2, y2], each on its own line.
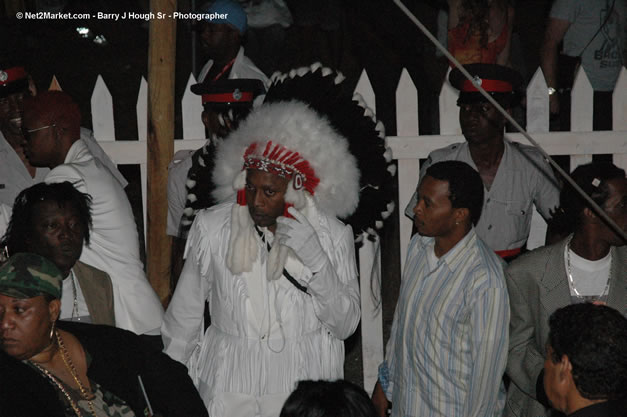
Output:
[418, 228, 477, 271]
[63, 138, 86, 164]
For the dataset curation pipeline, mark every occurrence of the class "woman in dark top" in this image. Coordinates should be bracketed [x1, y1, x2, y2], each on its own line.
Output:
[0, 253, 208, 417]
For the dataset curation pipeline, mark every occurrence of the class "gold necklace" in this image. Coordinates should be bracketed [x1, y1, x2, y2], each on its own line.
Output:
[55, 331, 97, 417]
[69, 269, 80, 320]
[29, 361, 85, 417]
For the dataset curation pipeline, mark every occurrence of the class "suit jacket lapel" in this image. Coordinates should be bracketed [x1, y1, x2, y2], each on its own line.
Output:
[539, 238, 571, 313]
[73, 261, 115, 326]
[607, 246, 627, 313]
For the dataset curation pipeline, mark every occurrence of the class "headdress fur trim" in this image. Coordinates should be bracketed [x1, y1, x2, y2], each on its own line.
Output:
[212, 100, 360, 218]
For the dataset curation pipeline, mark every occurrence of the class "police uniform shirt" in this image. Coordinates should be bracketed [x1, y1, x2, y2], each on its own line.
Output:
[404, 139, 560, 252]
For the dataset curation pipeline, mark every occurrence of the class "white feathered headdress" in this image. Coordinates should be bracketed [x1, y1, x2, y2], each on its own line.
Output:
[212, 100, 360, 217]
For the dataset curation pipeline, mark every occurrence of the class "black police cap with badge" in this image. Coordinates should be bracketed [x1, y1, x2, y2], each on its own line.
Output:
[449, 63, 523, 108]
[190, 78, 265, 110]
[0, 65, 29, 98]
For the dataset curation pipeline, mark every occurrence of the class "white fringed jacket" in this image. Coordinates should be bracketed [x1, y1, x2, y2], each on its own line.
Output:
[161, 201, 360, 417]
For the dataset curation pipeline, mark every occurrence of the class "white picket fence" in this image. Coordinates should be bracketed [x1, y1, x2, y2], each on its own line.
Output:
[89, 65, 627, 392]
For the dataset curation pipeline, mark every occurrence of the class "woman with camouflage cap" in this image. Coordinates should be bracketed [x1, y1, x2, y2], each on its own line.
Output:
[0, 253, 208, 417]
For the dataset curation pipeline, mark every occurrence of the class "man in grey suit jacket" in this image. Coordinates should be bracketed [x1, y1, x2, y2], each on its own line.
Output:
[505, 161, 627, 417]
[1, 181, 115, 325]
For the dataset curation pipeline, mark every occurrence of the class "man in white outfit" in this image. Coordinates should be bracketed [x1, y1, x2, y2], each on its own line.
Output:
[21, 90, 164, 335]
[0, 60, 127, 236]
[162, 100, 361, 417]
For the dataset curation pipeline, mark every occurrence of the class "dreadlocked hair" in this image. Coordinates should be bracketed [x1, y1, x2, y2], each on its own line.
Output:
[0, 182, 92, 256]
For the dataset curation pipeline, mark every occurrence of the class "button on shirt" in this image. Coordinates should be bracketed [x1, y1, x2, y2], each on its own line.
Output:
[379, 229, 509, 417]
[404, 139, 560, 252]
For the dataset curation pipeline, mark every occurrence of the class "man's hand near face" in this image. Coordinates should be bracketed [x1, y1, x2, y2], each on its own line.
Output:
[275, 206, 327, 273]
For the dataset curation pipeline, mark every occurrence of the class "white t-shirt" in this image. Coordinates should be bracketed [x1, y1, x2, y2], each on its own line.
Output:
[565, 248, 611, 296]
[59, 270, 91, 322]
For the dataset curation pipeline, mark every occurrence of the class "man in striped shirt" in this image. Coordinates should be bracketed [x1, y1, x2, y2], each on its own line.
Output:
[372, 160, 510, 417]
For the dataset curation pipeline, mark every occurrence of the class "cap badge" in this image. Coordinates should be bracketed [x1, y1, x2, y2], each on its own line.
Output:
[472, 75, 482, 87]
[0, 71, 7, 82]
[233, 88, 242, 101]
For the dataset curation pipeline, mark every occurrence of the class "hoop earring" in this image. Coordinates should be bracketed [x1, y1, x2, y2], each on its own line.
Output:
[49, 321, 56, 341]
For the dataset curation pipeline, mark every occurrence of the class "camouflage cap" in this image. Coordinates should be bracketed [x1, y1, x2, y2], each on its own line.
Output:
[0, 253, 62, 299]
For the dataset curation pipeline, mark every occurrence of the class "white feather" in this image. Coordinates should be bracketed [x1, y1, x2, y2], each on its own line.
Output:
[213, 101, 360, 218]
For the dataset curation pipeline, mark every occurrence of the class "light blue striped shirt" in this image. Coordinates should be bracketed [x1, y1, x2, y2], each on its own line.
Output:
[380, 228, 509, 417]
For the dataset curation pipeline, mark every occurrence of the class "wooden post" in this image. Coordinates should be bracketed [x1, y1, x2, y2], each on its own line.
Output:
[147, 0, 176, 305]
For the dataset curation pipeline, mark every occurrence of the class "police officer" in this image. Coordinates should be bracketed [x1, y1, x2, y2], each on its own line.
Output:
[405, 64, 560, 261]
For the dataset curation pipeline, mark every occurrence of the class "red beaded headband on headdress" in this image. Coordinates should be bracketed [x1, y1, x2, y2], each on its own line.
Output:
[240, 140, 320, 194]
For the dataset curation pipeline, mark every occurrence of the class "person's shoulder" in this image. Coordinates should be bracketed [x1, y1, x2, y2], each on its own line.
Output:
[74, 260, 111, 280]
[167, 151, 194, 186]
[613, 244, 627, 266]
[320, 209, 348, 231]
[58, 320, 131, 343]
[507, 139, 554, 169]
[429, 142, 467, 162]
[470, 235, 507, 286]
[46, 162, 83, 183]
[507, 139, 544, 158]
[506, 239, 563, 276]
[191, 201, 233, 233]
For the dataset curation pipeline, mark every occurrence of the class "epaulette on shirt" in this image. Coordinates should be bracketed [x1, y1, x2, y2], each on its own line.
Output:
[428, 142, 465, 163]
[507, 139, 551, 165]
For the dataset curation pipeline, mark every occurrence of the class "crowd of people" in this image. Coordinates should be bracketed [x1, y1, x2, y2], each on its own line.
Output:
[1, 0, 626, 416]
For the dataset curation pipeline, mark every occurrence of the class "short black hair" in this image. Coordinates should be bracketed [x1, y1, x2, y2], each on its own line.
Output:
[424, 160, 484, 225]
[548, 303, 627, 401]
[280, 380, 378, 417]
[550, 162, 625, 235]
[0, 182, 92, 256]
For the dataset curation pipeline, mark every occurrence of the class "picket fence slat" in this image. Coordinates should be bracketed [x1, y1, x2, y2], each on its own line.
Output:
[439, 67, 461, 135]
[91, 75, 115, 141]
[137, 77, 148, 143]
[613, 68, 627, 131]
[396, 69, 419, 136]
[526, 67, 550, 133]
[182, 73, 205, 140]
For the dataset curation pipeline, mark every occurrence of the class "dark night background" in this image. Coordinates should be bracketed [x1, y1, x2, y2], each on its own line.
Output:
[0, 0, 554, 386]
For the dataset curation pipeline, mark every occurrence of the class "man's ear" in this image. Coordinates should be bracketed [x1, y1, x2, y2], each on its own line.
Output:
[582, 206, 601, 224]
[454, 207, 470, 225]
[558, 354, 573, 384]
[27, 76, 37, 96]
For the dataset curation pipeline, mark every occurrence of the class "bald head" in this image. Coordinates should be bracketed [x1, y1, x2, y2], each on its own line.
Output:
[22, 91, 81, 168]
[23, 91, 81, 140]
